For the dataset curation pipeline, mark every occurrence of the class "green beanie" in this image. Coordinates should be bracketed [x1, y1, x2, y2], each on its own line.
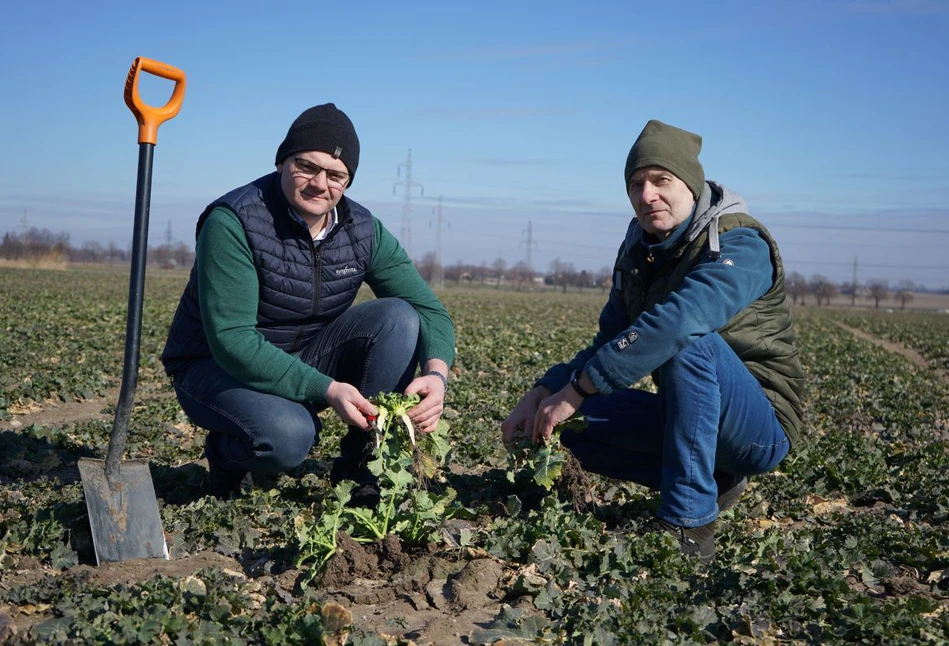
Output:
[624, 120, 705, 200]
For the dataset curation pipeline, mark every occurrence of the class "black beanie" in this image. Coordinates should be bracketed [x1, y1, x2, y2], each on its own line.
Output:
[624, 120, 705, 200]
[275, 103, 360, 185]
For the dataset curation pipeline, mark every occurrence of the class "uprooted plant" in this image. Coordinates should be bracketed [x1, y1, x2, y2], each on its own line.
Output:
[507, 414, 594, 490]
[507, 416, 594, 512]
[295, 392, 458, 585]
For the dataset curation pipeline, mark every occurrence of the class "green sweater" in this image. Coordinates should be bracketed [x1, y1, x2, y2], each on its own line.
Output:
[196, 206, 455, 405]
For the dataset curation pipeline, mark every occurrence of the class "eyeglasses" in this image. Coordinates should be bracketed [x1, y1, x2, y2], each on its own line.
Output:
[290, 156, 349, 189]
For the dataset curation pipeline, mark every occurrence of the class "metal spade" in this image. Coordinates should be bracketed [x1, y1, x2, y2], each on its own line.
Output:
[78, 56, 186, 564]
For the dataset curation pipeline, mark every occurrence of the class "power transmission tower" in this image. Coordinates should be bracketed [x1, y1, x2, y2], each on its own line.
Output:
[520, 220, 538, 270]
[393, 149, 423, 259]
[430, 195, 448, 289]
[19, 209, 29, 230]
[165, 220, 173, 246]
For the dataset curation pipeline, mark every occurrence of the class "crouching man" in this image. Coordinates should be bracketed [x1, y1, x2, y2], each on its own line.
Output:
[502, 120, 805, 562]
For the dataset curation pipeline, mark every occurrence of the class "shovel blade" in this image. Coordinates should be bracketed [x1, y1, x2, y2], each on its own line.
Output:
[78, 457, 169, 565]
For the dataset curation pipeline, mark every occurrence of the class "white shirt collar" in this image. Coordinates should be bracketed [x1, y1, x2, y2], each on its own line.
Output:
[312, 206, 338, 242]
[288, 206, 338, 241]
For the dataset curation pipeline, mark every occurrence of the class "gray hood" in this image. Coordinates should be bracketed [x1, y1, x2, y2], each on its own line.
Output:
[622, 181, 748, 259]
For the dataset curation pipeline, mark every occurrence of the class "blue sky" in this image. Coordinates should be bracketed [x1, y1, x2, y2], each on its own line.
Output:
[1, 0, 947, 288]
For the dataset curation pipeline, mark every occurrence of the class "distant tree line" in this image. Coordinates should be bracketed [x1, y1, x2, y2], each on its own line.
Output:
[3, 228, 940, 307]
[0, 227, 195, 269]
[414, 252, 613, 293]
[785, 272, 926, 310]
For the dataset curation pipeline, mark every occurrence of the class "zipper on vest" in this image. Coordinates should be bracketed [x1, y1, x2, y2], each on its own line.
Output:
[311, 241, 322, 317]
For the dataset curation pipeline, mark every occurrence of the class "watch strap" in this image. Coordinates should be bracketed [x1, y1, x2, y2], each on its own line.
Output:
[569, 370, 595, 398]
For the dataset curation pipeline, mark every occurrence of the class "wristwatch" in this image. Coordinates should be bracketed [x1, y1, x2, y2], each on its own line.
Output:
[569, 369, 595, 398]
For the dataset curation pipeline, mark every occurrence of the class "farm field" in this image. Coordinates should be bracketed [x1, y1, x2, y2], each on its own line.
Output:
[2, 265, 949, 645]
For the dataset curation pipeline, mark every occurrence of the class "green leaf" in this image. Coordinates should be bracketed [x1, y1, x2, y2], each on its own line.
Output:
[469, 604, 552, 645]
[531, 443, 565, 490]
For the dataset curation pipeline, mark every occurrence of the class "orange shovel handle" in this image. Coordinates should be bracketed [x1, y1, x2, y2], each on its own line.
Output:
[124, 57, 186, 145]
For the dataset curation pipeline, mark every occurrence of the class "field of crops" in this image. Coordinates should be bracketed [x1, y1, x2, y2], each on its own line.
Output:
[2, 265, 949, 645]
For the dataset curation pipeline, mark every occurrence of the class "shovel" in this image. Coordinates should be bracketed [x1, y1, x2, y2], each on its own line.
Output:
[78, 57, 186, 564]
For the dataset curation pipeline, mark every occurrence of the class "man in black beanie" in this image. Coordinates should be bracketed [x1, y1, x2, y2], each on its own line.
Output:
[503, 119, 804, 563]
[161, 104, 455, 502]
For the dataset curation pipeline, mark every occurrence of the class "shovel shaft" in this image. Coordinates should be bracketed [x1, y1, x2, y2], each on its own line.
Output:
[105, 143, 154, 479]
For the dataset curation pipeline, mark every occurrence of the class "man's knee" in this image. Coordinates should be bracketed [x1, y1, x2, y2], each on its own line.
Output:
[658, 332, 731, 386]
[259, 407, 319, 471]
[374, 298, 420, 338]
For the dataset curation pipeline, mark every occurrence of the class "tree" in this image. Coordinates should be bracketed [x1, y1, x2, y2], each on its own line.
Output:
[492, 257, 506, 289]
[81, 240, 104, 263]
[509, 260, 533, 291]
[152, 243, 174, 269]
[786, 272, 808, 306]
[415, 251, 437, 284]
[595, 266, 612, 293]
[840, 280, 859, 307]
[895, 280, 915, 310]
[577, 270, 592, 292]
[0, 232, 24, 259]
[0, 228, 70, 263]
[867, 279, 889, 309]
[173, 242, 195, 269]
[548, 258, 575, 293]
[107, 241, 124, 264]
[809, 274, 837, 307]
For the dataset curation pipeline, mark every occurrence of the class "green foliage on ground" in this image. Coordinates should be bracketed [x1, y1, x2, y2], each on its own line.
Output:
[2, 267, 949, 644]
[295, 392, 457, 586]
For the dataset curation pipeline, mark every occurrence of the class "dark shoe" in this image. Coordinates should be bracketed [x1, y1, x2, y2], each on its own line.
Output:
[347, 483, 382, 509]
[643, 517, 716, 563]
[715, 473, 748, 512]
[208, 462, 251, 500]
[329, 458, 380, 508]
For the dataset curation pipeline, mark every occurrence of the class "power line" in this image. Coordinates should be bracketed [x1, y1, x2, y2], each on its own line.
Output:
[770, 223, 949, 235]
[437, 220, 949, 259]
[782, 258, 947, 270]
[364, 196, 949, 235]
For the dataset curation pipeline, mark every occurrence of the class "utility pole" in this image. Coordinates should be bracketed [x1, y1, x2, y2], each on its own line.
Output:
[394, 149, 423, 259]
[431, 195, 447, 289]
[520, 220, 538, 270]
[851, 256, 858, 307]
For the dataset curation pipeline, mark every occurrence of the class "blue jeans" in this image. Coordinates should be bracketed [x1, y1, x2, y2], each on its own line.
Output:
[562, 332, 789, 527]
[172, 298, 420, 474]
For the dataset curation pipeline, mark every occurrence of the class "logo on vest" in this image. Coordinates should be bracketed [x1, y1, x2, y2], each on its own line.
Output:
[615, 330, 639, 350]
[335, 266, 359, 276]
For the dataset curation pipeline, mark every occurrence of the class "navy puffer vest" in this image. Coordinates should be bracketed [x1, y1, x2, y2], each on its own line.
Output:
[161, 172, 374, 375]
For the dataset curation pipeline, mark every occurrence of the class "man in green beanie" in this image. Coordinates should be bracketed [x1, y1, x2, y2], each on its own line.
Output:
[502, 119, 804, 563]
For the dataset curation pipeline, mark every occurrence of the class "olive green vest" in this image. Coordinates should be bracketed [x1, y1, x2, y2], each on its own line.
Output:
[616, 213, 805, 445]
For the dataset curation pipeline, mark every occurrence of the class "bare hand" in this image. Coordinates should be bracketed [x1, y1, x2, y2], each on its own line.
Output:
[404, 373, 446, 434]
[326, 381, 377, 430]
[532, 386, 582, 444]
[501, 386, 549, 447]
